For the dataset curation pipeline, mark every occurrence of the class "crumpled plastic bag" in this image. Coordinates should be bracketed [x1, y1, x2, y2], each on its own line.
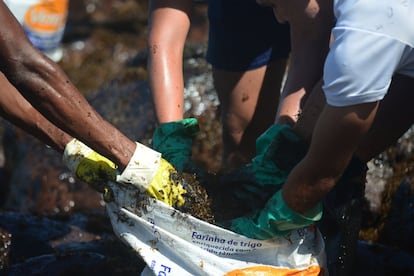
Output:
[104, 182, 327, 275]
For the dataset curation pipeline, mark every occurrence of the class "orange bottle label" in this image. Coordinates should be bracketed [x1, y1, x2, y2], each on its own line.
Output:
[24, 0, 68, 33]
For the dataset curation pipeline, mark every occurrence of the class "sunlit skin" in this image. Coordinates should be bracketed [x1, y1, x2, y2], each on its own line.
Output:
[258, 0, 377, 214]
[148, 0, 289, 170]
[256, 0, 414, 217]
[284, 102, 379, 213]
[147, 0, 191, 123]
[254, 0, 347, 214]
[0, 2, 136, 170]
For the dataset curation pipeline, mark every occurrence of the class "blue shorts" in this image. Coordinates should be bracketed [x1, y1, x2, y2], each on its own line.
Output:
[206, 0, 290, 71]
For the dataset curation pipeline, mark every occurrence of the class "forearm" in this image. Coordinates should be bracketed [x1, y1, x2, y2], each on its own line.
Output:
[0, 73, 71, 152]
[283, 103, 378, 214]
[147, 0, 192, 123]
[277, 52, 326, 124]
[9, 56, 135, 168]
[147, 44, 185, 123]
[0, 3, 135, 168]
[275, 0, 333, 125]
[291, 79, 325, 146]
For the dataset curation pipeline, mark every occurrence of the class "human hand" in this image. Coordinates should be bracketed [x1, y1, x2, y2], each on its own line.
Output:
[224, 190, 322, 239]
[220, 125, 306, 211]
[152, 118, 207, 182]
[63, 140, 187, 208]
[63, 139, 117, 195]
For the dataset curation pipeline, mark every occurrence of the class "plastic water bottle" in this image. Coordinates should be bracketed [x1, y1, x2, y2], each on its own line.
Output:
[4, 0, 69, 62]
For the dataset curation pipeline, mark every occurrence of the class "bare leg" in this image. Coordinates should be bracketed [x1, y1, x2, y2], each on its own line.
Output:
[214, 57, 288, 171]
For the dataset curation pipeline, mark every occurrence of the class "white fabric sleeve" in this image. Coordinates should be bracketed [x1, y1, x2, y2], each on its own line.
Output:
[323, 28, 406, 107]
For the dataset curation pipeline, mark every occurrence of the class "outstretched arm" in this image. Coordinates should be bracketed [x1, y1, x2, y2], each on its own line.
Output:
[0, 2, 135, 169]
[283, 102, 378, 214]
[0, 3, 193, 209]
[147, 0, 192, 123]
[0, 73, 71, 152]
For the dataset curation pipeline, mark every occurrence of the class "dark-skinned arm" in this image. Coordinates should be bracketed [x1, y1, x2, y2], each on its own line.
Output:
[0, 2, 135, 169]
[0, 72, 71, 152]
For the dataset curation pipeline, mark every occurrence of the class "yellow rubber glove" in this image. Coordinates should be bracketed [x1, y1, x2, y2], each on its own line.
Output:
[63, 139, 117, 197]
[115, 142, 187, 208]
[63, 139, 187, 208]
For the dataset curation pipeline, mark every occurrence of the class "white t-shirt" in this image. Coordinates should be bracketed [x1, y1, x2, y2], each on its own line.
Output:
[323, 0, 414, 106]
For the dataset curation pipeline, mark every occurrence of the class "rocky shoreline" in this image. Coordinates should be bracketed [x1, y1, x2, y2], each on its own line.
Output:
[0, 1, 414, 274]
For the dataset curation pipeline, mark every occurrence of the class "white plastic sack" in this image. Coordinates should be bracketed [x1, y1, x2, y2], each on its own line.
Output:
[105, 182, 327, 275]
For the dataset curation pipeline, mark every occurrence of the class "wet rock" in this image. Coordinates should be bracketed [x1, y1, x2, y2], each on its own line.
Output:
[2, 126, 104, 215]
[0, 0, 216, 274]
[0, 33, 220, 276]
[2, 0, 414, 274]
[355, 241, 414, 276]
[0, 228, 11, 271]
[0, 212, 145, 275]
[378, 179, 414, 251]
[361, 126, 414, 248]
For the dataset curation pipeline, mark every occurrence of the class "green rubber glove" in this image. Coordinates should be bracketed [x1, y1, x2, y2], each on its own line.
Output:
[63, 139, 187, 208]
[221, 124, 307, 209]
[152, 118, 205, 178]
[227, 190, 322, 239]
